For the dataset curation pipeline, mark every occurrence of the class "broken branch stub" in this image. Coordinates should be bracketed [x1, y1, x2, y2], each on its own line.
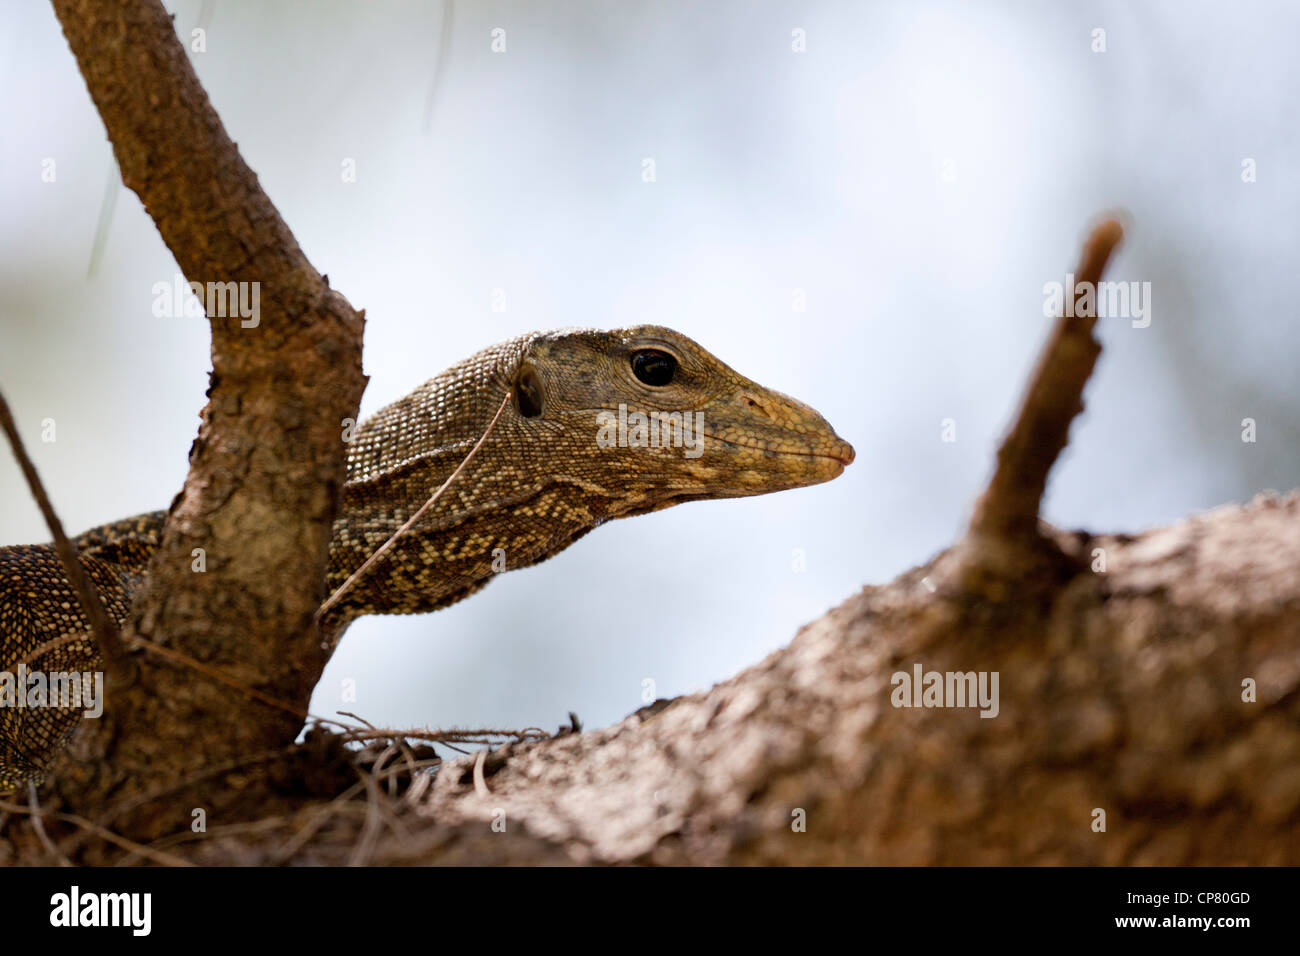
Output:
[954, 219, 1124, 589]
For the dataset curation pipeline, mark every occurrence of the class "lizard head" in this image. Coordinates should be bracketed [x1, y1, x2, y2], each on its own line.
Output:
[330, 325, 854, 623]
[503, 325, 854, 515]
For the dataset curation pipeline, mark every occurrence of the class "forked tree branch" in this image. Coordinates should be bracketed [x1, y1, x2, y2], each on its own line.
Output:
[44, 0, 368, 824]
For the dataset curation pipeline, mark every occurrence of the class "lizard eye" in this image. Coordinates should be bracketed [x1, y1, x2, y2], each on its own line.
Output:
[631, 349, 677, 387]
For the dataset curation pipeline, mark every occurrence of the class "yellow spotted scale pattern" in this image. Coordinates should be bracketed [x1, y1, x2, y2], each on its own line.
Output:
[0, 515, 161, 786]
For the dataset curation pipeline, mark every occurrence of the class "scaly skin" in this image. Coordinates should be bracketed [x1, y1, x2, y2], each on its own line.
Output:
[0, 326, 853, 788]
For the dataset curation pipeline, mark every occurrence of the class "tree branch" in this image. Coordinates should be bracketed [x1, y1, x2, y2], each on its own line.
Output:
[0, 387, 129, 680]
[45, 0, 368, 827]
[969, 218, 1124, 543]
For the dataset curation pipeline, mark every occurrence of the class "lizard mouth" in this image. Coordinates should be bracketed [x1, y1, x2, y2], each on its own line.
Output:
[704, 432, 856, 467]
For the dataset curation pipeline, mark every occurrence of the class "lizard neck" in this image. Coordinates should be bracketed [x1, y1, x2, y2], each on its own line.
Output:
[70, 511, 167, 622]
[322, 333, 541, 631]
[324, 479, 611, 630]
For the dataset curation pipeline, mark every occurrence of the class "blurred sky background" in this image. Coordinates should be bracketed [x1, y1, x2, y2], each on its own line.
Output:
[2, 0, 1297, 735]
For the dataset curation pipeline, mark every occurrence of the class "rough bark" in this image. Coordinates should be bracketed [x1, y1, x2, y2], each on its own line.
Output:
[354, 491, 1297, 865]
[40, 0, 366, 834]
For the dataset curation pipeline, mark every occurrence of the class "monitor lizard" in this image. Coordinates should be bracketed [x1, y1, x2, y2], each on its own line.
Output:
[0, 325, 854, 789]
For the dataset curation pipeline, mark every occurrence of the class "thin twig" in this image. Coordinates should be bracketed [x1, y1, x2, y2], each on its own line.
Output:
[421, 0, 455, 133]
[25, 782, 73, 867]
[122, 636, 376, 731]
[5, 630, 97, 672]
[271, 780, 367, 863]
[348, 768, 386, 866]
[86, 158, 121, 279]
[127, 636, 307, 721]
[337, 710, 376, 728]
[52, 810, 194, 867]
[316, 391, 511, 622]
[472, 748, 491, 797]
[0, 387, 130, 679]
[336, 727, 546, 745]
[86, 746, 305, 836]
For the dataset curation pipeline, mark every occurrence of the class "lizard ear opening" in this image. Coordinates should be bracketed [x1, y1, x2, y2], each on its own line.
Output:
[514, 363, 543, 418]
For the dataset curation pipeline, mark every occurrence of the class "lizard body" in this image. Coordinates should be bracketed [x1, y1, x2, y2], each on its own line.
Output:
[1, 326, 853, 788]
